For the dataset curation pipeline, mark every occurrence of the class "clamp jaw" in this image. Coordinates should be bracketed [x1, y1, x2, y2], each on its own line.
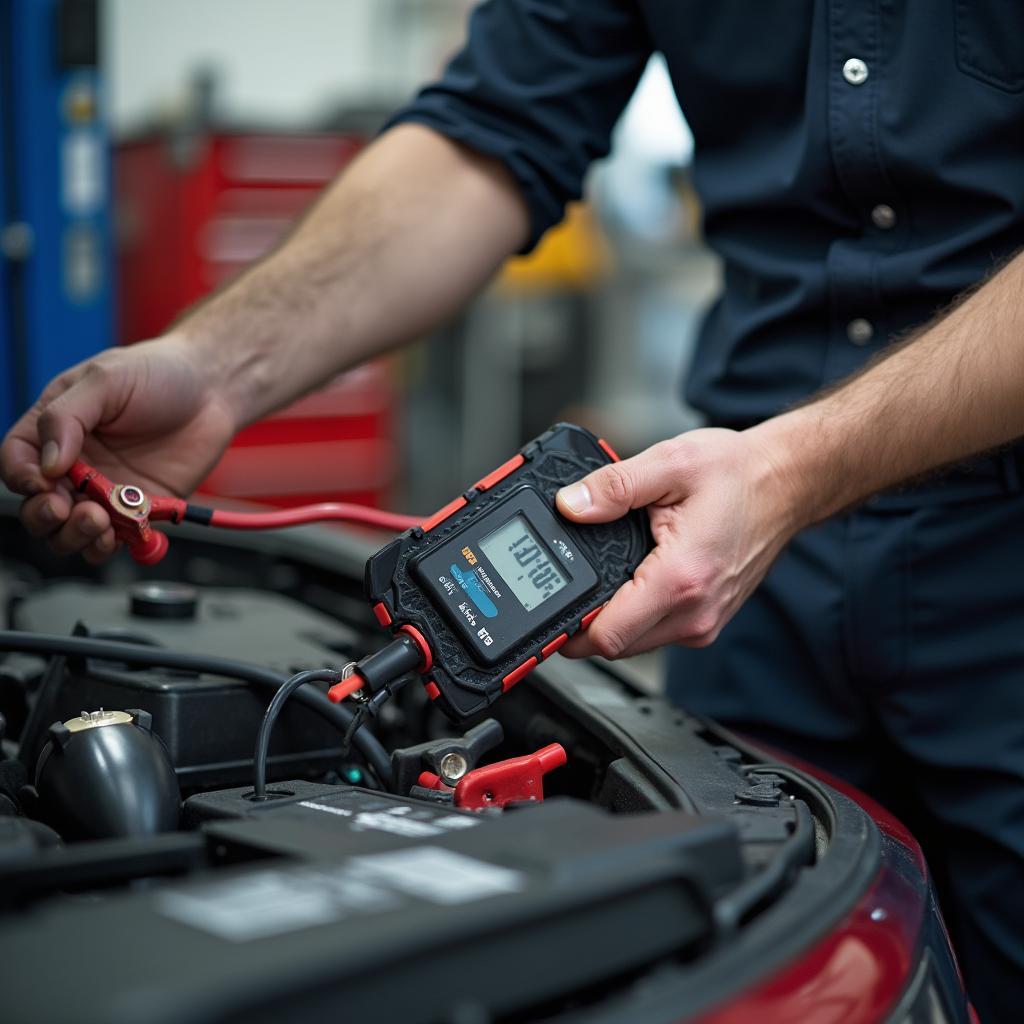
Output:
[389, 718, 505, 794]
[68, 461, 184, 565]
[416, 742, 567, 811]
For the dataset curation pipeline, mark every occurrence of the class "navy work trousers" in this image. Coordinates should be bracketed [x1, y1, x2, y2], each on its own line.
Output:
[667, 490, 1024, 1022]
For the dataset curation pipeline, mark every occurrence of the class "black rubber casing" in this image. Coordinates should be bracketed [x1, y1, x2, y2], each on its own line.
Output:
[365, 424, 652, 720]
[34, 711, 180, 840]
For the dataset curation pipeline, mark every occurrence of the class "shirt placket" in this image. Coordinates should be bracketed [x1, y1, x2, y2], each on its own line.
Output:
[823, 0, 897, 384]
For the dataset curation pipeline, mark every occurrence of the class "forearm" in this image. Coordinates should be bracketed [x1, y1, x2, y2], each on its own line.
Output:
[177, 123, 529, 428]
[753, 251, 1024, 527]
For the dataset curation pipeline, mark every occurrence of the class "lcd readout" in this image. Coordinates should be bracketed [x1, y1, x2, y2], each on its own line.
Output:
[479, 515, 569, 612]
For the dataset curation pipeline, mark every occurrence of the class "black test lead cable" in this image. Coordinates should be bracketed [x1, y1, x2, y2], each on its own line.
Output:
[252, 639, 423, 798]
[251, 667, 345, 800]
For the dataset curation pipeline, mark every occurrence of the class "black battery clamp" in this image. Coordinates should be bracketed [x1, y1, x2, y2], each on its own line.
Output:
[345, 423, 652, 721]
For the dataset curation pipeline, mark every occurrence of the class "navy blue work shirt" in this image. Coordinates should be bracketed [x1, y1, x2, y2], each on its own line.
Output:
[389, 1, 1024, 427]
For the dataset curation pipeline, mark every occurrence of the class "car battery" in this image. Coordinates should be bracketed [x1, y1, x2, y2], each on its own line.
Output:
[2, 791, 740, 1024]
[11, 581, 359, 791]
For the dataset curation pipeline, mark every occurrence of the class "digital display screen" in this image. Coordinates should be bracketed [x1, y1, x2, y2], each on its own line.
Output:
[479, 515, 569, 612]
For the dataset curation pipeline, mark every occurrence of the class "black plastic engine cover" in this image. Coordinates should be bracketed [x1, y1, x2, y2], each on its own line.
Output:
[12, 583, 359, 789]
[0, 792, 742, 1024]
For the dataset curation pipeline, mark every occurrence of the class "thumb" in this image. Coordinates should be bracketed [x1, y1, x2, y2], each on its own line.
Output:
[556, 445, 676, 524]
[36, 368, 120, 478]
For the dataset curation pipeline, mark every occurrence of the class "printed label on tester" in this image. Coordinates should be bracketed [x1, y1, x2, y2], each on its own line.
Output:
[448, 563, 498, 618]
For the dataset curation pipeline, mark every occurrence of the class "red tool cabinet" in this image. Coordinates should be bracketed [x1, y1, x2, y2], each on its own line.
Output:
[116, 131, 396, 509]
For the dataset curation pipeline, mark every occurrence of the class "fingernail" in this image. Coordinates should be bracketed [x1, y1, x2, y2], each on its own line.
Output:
[82, 515, 102, 536]
[558, 481, 592, 514]
[40, 502, 58, 525]
[41, 441, 60, 474]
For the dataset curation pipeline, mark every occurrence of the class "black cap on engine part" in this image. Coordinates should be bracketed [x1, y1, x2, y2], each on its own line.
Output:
[34, 709, 180, 840]
[129, 582, 198, 620]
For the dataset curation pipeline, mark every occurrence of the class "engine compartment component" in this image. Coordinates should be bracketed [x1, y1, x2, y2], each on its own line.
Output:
[3, 793, 740, 1024]
[0, 496, 965, 1024]
[391, 716, 505, 793]
[416, 740, 568, 809]
[9, 581, 363, 791]
[33, 708, 180, 839]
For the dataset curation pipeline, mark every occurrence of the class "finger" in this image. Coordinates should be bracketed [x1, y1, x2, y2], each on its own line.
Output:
[563, 604, 719, 660]
[560, 548, 684, 660]
[0, 375, 77, 493]
[617, 611, 722, 656]
[556, 439, 686, 525]
[20, 487, 73, 539]
[560, 619, 605, 660]
[0, 434, 48, 496]
[81, 529, 119, 565]
[46, 501, 111, 555]
[36, 364, 127, 479]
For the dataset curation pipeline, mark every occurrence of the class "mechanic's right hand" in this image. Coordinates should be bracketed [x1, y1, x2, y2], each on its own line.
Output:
[0, 335, 238, 563]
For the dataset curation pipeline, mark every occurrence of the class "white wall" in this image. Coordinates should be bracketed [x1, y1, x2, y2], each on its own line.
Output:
[104, 0, 473, 133]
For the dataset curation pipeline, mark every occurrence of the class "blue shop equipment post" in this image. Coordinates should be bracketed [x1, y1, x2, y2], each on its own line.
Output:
[0, 0, 113, 431]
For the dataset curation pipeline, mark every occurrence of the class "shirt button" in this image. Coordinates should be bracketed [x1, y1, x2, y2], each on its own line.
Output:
[847, 318, 874, 345]
[843, 58, 869, 85]
[871, 204, 896, 230]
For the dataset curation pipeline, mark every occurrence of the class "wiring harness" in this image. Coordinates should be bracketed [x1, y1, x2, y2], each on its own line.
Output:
[0, 630, 393, 785]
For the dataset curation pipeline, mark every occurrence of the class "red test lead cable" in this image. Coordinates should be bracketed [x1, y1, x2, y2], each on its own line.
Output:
[67, 459, 421, 565]
[68, 461, 184, 565]
[188, 503, 419, 534]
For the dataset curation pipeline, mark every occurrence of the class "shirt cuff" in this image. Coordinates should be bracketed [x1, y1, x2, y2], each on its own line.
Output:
[382, 103, 568, 255]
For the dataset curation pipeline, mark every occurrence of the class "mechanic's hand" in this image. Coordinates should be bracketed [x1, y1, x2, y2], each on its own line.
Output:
[555, 428, 803, 658]
[0, 335, 237, 563]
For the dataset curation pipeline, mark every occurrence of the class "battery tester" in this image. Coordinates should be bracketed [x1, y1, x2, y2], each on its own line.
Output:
[67, 423, 652, 726]
[357, 424, 650, 720]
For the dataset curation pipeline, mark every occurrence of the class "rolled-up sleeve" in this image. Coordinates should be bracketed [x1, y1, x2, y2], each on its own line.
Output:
[385, 0, 652, 251]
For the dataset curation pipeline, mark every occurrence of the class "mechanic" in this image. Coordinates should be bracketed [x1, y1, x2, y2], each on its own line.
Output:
[2, 2, 1023, 1016]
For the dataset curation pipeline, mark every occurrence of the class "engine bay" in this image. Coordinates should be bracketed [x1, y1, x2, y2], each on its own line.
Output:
[0, 503, 882, 1024]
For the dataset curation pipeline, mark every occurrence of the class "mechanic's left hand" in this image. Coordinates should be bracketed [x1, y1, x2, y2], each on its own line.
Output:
[555, 428, 804, 658]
